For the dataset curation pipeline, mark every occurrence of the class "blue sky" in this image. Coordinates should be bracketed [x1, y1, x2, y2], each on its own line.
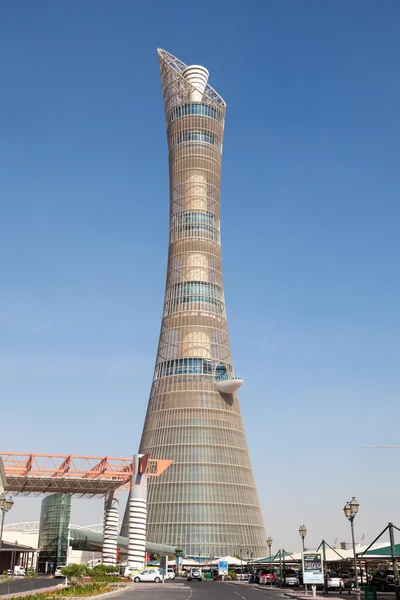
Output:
[1, 1, 399, 552]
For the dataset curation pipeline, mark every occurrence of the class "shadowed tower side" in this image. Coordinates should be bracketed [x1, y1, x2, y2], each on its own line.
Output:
[137, 49, 267, 557]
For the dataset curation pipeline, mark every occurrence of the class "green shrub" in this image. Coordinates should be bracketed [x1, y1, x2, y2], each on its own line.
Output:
[228, 570, 237, 580]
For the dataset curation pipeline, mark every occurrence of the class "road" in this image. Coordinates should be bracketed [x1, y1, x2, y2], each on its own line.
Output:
[0, 575, 60, 595]
[115, 581, 286, 600]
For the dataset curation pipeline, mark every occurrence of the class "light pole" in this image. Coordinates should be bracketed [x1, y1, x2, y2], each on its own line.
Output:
[344, 497, 360, 600]
[239, 544, 243, 581]
[0, 494, 14, 552]
[267, 537, 273, 587]
[299, 525, 308, 594]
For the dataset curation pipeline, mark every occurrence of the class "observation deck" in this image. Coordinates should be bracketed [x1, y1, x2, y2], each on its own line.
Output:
[215, 377, 243, 394]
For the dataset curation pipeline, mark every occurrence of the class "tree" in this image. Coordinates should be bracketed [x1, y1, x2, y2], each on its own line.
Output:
[24, 568, 38, 592]
[0, 570, 13, 599]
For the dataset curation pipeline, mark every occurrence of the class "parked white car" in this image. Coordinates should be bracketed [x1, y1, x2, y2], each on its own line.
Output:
[130, 568, 162, 583]
[167, 568, 176, 580]
[54, 566, 66, 578]
[328, 576, 344, 589]
[13, 567, 26, 576]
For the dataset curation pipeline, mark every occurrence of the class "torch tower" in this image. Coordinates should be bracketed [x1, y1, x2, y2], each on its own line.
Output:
[139, 49, 266, 557]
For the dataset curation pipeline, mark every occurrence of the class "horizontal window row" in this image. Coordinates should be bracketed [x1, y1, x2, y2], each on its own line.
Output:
[164, 281, 225, 317]
[171, 210, 217, 230]
[169, 103, 223, 123]
[169, 130, 222, 151]
[154, 358, 231, 380]
[155, 357, 213, 379]
[166, 280, 223, 302]
[170, 211, 219, 243]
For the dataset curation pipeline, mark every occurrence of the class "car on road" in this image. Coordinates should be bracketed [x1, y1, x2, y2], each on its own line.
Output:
[54, 566, 66, 578]
[327, 576, 344, 590]
[187, 567, 202, 582]
[130, 568, 162, 583]
[13, 567, 26, 576]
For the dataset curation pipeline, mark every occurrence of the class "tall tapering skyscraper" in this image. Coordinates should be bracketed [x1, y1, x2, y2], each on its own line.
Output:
[138, 49, 267, 557]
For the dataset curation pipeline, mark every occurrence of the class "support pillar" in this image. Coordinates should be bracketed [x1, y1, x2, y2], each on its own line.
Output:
[102, 491, 119, 566]
[127, 455, 147, 571]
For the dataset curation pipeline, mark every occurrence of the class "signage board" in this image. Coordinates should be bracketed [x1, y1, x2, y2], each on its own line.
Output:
[159, 556, 167, 576]
[303, 552, 324, 585]
[218, 560, 228, 576]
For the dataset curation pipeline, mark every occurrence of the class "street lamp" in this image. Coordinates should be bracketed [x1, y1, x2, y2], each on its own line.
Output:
[0, 494, 14, 552]
[239, 544, 243, 582]
[299, 525, 308, 594]
[267, 537, 273, 587]
[343, 497, 360, 600]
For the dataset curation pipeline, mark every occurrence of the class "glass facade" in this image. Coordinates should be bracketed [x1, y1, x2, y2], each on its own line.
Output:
[38, 493, 71, 571]
[170, 129, 222, 150]
[169, 102, 223, 123]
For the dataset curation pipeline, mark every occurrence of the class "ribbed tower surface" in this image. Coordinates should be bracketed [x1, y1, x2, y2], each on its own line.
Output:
[138, 49, 267, 557]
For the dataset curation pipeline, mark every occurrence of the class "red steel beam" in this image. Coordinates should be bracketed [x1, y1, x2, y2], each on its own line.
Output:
[53, 455, 71, 477]
[0, 452, 172, 480]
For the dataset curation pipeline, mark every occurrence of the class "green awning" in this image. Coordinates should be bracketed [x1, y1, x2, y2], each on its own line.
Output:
[362, 543, 400, 557]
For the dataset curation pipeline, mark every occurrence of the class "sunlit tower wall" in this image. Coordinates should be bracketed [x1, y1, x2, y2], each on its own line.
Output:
[139, 49, 267, 557]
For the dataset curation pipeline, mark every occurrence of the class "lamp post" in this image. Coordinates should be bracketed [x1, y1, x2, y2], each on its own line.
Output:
[239, 544, 243, 582]
[267, 537, 273, 587]
[299, 525, 308, 594]
[0, 494, 14, 552]
[344, 497, 360, 600]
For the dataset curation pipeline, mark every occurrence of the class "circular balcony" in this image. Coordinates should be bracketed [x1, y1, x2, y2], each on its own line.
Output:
[215, 377, 243, 394]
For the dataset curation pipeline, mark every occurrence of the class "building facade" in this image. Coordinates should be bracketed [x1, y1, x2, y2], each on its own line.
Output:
[38, 493, 71, 571]
[138, 49, 267, 557]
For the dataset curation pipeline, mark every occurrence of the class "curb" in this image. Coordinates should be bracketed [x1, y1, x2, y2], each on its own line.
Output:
[7, 586, 60, 599]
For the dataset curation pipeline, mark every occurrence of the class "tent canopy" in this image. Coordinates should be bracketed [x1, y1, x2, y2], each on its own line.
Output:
[217, 555, 244, 566]
[254, 550, 295, 563]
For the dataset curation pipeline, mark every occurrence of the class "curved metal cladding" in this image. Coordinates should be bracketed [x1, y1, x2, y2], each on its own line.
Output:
[139, 49, 267, 558]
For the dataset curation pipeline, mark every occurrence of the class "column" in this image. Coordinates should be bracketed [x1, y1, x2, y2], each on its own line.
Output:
[102, 491, 119, 566]
[127, 458, 147, 571]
